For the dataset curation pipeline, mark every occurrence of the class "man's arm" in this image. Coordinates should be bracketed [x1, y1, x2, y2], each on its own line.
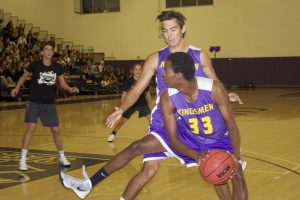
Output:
[106, 52, 158, 127]
[11, 70, 30, 97]
[160, 91, 200, 162]
[200, 50, 219, 80]
[212, 80, 241, 160]
[58, 75, 79, 93]
[120, 91, 127, 104]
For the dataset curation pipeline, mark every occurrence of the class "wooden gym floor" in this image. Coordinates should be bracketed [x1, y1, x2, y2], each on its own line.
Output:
[0, 87, 299, 200]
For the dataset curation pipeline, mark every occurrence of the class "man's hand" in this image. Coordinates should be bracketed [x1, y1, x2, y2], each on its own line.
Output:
[69, 87, 79, 94]
[11, 88, 19, 97]
[196, 151, 208, 165]
[106, 107, 124, 128]
[228, 92, 243, 104]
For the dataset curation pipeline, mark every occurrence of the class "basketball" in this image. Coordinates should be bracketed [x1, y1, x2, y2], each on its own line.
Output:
[199, 150, 237, 185]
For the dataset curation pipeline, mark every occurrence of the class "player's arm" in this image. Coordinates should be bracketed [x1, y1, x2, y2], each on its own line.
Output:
[201, 50, 243, 104]
[11, 69, 30, 97]
[58, 75, 79, 93]
[160, 91, 200, 162]
[106, 52, 158, 127]
[212, 80, 241, 160]
[120, 91, 127, 104]
[201, 50, 219, 80]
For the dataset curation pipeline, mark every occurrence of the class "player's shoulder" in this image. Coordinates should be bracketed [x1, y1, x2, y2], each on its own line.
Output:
[189, 45, 201, 52]
[167, 88, 179, 96]
[196, 77, 213, 91]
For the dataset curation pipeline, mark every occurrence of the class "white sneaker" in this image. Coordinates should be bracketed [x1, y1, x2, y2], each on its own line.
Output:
[19, 159, 28, 171]
[60, 165, 92, 199]
[107, 134, 115, 142]
[60, 156, 71, 168]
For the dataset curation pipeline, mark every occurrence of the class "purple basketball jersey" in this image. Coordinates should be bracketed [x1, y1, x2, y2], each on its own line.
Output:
[149, 46, 205, 132]
[168, 77, 228, 145]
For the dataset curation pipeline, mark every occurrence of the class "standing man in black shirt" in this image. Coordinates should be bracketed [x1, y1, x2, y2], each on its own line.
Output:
[11, 42, 79, 171]
[107, 63, 152, 142]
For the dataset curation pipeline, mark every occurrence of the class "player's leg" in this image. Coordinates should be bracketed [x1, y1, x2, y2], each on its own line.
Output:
[60, 134, 165, 199]
[231, 166, 248, 200]
[103, 134, 165, 174]
[107, 107, 134, 142]
[113, 117, 129, 132]
[41, 104, 70, 167]
[20, 102, 39, 171]
[122, 160, 161, 200]
[138, 105, 151, 123]
[19, 123, 37, 171]
[49, 126, 70, 167]
[214, 184, 232, 200]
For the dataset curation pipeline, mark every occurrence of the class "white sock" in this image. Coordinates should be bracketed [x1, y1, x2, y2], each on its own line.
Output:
[58, 150, 65, 157]
[21, 149, 28, 160]
[120, 197, 125, 200]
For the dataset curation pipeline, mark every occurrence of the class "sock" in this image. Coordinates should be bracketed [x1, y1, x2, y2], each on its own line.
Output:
[120, 197, 125, 200]
[90, 168, 109, 187]
[58, 150, 65, 157]
[111, 130, 117, 135]
[21, 149, 28, 160]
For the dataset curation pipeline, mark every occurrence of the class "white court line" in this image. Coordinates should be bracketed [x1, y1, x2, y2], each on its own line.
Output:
[0, 150, 111, 161]
[244, 150, 300, 165]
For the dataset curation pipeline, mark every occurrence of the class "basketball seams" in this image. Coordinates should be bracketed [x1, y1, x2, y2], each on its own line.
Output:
[204, 153, 231, 178]
[200, 150, 235, 185]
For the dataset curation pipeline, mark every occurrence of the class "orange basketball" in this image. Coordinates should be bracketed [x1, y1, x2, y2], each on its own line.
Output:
[199, 150, 237, 185]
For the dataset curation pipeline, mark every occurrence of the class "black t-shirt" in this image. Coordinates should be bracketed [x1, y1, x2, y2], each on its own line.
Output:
[123, 77, 149, 107]
[27, 60, 64, 104]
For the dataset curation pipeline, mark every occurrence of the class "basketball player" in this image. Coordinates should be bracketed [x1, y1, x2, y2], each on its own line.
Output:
[160, 52, 248, 199]
[11, 42, 79, 171]
[60, 11, 243, 199]
[107, 63, 152, 142]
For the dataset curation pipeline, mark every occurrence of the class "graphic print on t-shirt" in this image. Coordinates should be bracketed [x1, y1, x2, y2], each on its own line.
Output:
[37, 71, 57, 85]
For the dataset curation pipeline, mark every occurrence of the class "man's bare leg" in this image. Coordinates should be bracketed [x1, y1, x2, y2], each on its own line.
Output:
[122, 160, 161, 200]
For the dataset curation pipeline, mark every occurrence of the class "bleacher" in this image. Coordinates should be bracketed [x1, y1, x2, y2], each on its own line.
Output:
[0, 8, 123, 101]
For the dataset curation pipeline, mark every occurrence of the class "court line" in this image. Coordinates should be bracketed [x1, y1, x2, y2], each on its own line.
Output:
[243, 155, 300, 176]
[244, 150, 299, 165]
[0, 150, 111, 161]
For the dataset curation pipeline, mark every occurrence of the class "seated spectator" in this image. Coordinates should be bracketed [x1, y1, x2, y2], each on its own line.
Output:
[100, 75, 111, 88]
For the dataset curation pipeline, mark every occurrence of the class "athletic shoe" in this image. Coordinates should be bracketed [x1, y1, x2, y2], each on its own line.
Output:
[60, 156, 71, 168]
[107, 134, 115, 142]
[60, 166, 92, 199]
[19, 159, 28, 171]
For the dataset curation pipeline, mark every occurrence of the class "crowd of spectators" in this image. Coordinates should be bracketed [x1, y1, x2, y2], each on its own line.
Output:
[0, 20, 129, 100]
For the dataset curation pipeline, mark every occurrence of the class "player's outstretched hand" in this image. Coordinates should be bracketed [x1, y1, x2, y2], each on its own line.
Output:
[228, 92, 243, 104]
[106, 107, 123, 128]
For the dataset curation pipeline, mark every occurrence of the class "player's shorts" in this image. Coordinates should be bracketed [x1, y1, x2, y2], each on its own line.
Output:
[122, 105, 151, 119]
[143, 125, 233, 168]
[24, 101, 59, 127]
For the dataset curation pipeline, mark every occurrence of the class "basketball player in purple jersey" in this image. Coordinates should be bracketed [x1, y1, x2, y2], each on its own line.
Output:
[160, 52, 247, 199]
[60, 11, 243, 200]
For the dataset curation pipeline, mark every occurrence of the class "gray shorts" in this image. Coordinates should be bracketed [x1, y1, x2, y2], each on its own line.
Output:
[24, 101, 59, 127]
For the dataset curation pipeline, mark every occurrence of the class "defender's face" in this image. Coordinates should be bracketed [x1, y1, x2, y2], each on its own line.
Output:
[161, 19, 185, 48]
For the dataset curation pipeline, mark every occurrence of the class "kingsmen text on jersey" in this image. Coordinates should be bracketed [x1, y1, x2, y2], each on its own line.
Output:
[167, 77, 228, 145]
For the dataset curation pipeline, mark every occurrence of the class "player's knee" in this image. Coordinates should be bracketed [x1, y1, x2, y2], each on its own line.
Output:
[128, 141, 144, 156]
[142, 162, 160, 178]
